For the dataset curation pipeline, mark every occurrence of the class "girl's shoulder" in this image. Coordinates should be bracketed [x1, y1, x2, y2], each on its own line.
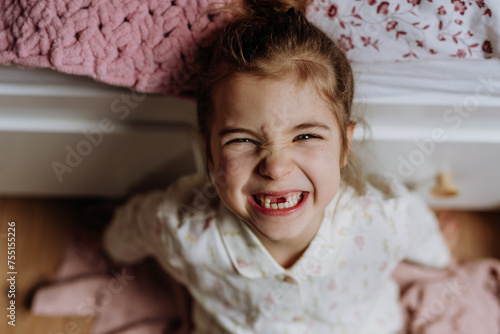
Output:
[364, 174, 411, 201]
[339, 174, 411, 202]
[335, 174, 416, 219]
[159, 172, 219, 217]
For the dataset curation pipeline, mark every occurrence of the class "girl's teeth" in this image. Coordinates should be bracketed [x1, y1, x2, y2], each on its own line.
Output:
[256, 193, 303, 210]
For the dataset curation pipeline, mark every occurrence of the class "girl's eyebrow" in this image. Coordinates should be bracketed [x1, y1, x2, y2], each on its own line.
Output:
[218, 122, 331, 138]
[289, 122, 331, 133]
[218, 127, 259, 138]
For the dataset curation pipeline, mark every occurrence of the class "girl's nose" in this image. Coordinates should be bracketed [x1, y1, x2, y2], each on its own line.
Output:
[257, 149, 294, 180]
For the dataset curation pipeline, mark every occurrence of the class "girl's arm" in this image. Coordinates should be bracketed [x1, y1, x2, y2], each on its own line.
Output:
[101, 173, 213, 283]
[103, 190, 167, 265]
[370, 174, 452, 268]
[403, 192, 452, 268]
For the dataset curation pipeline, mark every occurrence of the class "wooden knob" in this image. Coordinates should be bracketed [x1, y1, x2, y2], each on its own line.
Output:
[432, 172, 459, 198]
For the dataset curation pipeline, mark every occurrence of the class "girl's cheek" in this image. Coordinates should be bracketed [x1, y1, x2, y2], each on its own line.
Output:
[295, 142, 339, 161]
[218, 151, 254, 178]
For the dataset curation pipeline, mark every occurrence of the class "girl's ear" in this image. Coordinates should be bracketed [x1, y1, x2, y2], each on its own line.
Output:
[342, 121, 356, 167]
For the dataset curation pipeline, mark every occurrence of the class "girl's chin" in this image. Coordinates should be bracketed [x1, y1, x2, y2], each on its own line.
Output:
[245, 216, 310, 242]
[245, 208, 326, 246]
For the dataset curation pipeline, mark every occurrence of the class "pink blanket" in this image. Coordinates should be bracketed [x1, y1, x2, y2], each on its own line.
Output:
[393, 259, 500, 333]
[31, 227, 500, 334]
[31, 227, 192, 334]
[0, 0, 233, 97]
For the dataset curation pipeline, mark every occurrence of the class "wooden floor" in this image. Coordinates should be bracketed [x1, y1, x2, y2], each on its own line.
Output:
[451, 211, 500, 260]
[0, 198, 97, 334]
[0, 198, 499, 333]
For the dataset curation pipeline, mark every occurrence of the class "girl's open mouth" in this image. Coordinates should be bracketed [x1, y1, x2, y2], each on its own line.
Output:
[254, 192, 303, 210]
[249, 191, 308, 215]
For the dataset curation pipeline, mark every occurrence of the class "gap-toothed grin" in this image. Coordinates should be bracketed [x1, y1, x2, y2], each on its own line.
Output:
[253, 192, 303, 210]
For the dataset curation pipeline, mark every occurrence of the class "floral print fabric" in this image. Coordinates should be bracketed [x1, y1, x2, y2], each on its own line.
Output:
[308, 0, 499, 61]
[103, 173, 451, 333]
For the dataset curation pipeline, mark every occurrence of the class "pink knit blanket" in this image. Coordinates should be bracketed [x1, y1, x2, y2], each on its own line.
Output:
[0, 0, 233, 97]
[1, 0, 498, 97]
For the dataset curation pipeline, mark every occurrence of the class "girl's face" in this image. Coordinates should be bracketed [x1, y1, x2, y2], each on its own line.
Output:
[208, 74, 351, 254]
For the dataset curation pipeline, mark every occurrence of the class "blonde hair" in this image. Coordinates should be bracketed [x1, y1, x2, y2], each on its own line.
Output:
[197, 0, 365, 194]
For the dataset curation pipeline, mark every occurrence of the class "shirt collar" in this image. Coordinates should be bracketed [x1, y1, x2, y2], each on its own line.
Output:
[217, 203, 284, 278]
[216, 184, 356, 279]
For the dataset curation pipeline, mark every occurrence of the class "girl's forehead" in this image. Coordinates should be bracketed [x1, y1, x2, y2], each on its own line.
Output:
[211, 74, 339, 133]
[213, 73, 329, 113]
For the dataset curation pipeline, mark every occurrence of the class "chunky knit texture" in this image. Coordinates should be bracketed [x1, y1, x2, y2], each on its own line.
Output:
[0, 0, 233, 97]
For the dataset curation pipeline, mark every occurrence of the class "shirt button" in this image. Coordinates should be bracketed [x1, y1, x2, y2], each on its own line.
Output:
[293, 316, 303, 322]
[283, 275, 295, 283]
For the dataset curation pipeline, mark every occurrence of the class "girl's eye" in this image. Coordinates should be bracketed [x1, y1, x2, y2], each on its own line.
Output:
[225, 138, 258, 145]
[294, 134, 321, 141]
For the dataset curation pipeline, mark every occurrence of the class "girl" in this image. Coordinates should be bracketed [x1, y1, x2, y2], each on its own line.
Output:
[103, 1, 451, 333]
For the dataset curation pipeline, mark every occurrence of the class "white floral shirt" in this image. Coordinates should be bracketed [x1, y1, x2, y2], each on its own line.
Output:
[103, 173, 450, 334]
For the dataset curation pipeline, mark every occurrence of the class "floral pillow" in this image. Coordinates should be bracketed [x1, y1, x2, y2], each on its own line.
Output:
[308, 0, 498, 61]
